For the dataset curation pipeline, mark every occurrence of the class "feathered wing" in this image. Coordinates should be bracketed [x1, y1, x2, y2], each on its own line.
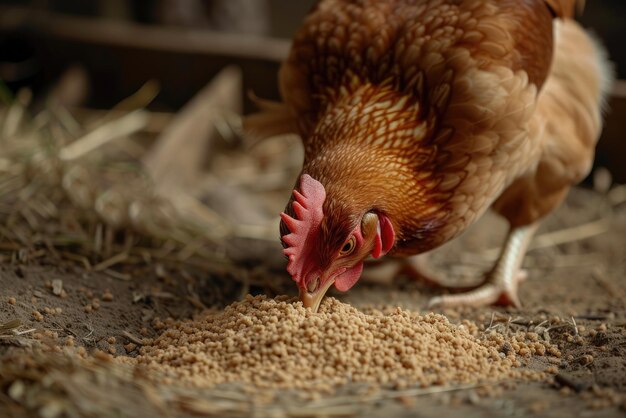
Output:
[492, 19, 613, 226]
[245, 0, 583, 142]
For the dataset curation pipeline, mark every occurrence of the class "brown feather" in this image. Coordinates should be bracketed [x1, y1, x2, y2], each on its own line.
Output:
[269, 0, 609, 259]
[242, 94, 299, 140]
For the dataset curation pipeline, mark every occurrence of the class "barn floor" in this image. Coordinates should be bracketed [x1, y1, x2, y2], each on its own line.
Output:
[1, 186, 624, 418]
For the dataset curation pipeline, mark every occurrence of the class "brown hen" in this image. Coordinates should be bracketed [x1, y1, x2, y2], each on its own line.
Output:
[247, 0, 612, 311]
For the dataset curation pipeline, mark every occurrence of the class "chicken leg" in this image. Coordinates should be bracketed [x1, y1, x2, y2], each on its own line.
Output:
[428, 223, 538, 309]
[362, 253, 450, 286]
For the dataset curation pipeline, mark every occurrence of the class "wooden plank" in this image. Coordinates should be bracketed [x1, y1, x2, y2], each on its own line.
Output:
[0, 6, 290, 62]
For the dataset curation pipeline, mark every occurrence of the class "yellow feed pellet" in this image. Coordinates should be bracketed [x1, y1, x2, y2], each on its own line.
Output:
[133, 295, 521, 391]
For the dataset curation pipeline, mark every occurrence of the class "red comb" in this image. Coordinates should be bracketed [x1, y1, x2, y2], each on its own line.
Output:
[280, 174, 326, 283]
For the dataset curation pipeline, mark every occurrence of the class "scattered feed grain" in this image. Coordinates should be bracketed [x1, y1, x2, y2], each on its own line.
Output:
[32, 310, 43, 322]
[133, 295, 523, 392]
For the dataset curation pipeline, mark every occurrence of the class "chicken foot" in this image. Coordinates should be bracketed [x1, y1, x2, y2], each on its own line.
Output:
[428, 223, 539, 309]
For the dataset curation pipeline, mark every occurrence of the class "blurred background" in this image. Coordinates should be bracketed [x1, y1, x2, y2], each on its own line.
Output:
[0, 0, 624, 180]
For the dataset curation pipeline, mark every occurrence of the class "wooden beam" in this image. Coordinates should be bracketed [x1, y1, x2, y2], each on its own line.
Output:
[0, 6, 290, 62]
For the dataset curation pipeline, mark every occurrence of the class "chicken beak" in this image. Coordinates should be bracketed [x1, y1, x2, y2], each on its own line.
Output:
[299, 278, 335, 313]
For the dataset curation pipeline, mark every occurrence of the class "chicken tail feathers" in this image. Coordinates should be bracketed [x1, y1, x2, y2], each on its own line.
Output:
[243, 92, 299, 140]
[544, 0, 585, 18]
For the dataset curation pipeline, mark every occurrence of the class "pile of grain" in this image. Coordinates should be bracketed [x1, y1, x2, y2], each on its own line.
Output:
[134, 295, 520, 392]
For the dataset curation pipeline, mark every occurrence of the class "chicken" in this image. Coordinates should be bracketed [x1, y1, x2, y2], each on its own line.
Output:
[248, 0, 612, 312]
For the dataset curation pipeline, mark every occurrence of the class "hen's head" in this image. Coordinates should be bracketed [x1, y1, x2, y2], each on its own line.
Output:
[280, 174, 395, 312]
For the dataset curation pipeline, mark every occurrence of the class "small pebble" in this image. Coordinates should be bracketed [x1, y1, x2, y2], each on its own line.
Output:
[51, 279, 63, 296]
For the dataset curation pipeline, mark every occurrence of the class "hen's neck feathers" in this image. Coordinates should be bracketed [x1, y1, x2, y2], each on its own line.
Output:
[301, 82, 449, 253]
[305, 80, 438, 160]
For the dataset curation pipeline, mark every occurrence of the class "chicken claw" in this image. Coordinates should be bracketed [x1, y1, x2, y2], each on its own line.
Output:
[428, 269, 528, 309]
[428, 223, 538, 309]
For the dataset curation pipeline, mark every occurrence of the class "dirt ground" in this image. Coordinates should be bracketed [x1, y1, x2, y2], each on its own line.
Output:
[1, 186, 625, 417]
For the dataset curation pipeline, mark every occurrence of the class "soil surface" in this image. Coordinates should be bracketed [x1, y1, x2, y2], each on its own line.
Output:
[1, 187, 625, 417]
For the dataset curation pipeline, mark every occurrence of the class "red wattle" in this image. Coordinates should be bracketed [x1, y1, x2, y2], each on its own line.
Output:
[371, 214, 395, 259]
[334, 262, 364, 291]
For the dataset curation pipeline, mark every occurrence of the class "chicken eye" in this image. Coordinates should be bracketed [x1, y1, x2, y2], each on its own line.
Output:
[339, 236, 356, 256]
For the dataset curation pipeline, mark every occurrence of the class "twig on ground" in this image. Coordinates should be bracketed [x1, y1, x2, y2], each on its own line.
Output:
[121, 331, 144, 346]
[571, 317, 579, 336]
[0, 319, 22, 333]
